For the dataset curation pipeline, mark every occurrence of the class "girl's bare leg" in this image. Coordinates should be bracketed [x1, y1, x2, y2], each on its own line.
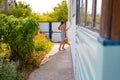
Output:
[59, 41, 63, 51]
[62, 40, 66, 50]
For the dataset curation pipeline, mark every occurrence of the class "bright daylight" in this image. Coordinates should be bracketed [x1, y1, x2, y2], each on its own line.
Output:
[1, 0, 120, 80]
[16, 0, 63, 13]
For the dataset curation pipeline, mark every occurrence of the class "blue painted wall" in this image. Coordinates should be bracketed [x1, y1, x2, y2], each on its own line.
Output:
[75, 27, 98, 80]
[74, 27, 120, 80]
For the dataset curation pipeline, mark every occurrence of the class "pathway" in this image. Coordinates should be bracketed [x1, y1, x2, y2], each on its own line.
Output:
[28, 43, 74, 80]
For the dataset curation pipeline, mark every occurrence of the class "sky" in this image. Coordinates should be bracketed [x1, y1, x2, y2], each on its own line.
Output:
[87, 0, 102, 14]
[16, 0, 102, 14]
[16, 0, 63, 13]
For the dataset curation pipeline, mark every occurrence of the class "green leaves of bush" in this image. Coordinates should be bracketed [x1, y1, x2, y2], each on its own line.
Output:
[0, 57, 24, 80]
[0, 15, 53, 69]
[0, 15, 39, 64]
[35, 40, 53, 53]
[34, 33, 53, 53]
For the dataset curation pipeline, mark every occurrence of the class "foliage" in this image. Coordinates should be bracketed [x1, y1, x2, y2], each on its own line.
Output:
[87, 14, 92, 24]
[0, 43, 10, 57]
[31, 32, 53, 66]
[39, 14, 53, 21]
[0, 14, 53, 68]
[0, 56, 24, 80]
[80, 6, 86, 24]
[9, 2, 32, 18]
[31, 13, 42, 22]
[0, 0, 68, 22]
[96, 14, 100, 23]
[35, 32, 53, 53]
[0, 1, 54, 78]
[0, 1, 32, 18]
[0, 0, 4, 4]
[0, 15, 39, 66]
[40, 0, 68, 21]
[86, 13, 100, 25]
[52, 0, 68, 21]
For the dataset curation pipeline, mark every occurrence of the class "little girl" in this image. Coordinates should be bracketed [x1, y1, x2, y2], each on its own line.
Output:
[58, 21, 69, 51]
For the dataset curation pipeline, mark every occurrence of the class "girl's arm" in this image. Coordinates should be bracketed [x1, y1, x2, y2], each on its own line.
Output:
[65, 25, 70, 31]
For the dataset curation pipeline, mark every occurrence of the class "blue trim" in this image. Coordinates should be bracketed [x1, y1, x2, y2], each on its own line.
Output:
[98, 36, 120, 46]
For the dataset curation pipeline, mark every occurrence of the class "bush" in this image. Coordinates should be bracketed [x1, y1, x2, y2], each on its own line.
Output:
[0, 57, 24, 80]
[28, 32, 53, 67]
[28, 51, 46, 67]
[0, 9, 54, 80]
[35, 32, 53, 53]
[0, 43, 10, 57]
[0, 15, 53, 69]
[0, 15, 39, 65]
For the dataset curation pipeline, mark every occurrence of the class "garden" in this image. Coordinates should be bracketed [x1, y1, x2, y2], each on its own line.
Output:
[0, 0, 69, 79]
[0, 6, 53, 80]
[0, 14, 53, 80]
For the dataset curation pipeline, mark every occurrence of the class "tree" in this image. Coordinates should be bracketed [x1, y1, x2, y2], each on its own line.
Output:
[51, 0, 68, 21]
[0, 1, 32, 18]
[0, 0, 4, 4]
[39, 0, 68, 21]
[8, 2, 32, 18]
[38, 0, 68, 22]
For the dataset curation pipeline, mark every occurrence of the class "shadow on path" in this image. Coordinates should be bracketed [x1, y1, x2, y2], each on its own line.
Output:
[28, 43, 74, 80]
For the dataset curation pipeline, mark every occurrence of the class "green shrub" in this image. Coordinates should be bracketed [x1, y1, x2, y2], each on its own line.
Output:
[0, 57, 24, 80]
[0, 15, 53, 68]
[0, 0, 4, 4]
[28, 51, 46, 67]
[35, 40, 53, 53]
[35, 33, 53, 53]
[28, 33, 53, 67]
[0, 15, 39, 65]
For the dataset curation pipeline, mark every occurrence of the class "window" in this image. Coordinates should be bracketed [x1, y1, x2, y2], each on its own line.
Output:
[80, 0, 86, 26]
[95, 0, 102, 30]
[86, 0, 92, 27]
[76, 0, 102, 32]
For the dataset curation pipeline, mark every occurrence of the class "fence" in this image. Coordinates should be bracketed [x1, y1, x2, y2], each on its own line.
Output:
[39, 22, 62, 42]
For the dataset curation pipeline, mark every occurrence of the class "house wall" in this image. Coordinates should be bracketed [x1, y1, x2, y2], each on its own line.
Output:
[68, 0, 77, 78]
[71, 26, 120, 80]
[74, 27, 99, 80]
[69, 0, 120, 80]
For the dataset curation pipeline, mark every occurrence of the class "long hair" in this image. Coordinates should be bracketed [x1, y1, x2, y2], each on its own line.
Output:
[58, 21, 66, 30]
[60, 21, 66, 26]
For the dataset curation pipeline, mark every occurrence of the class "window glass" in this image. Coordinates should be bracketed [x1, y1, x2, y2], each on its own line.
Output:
[78, 0, 102, 32]
[80, 0, 86, 26]
[86, 0, 92, 27]
[95, 0, 102, 30]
